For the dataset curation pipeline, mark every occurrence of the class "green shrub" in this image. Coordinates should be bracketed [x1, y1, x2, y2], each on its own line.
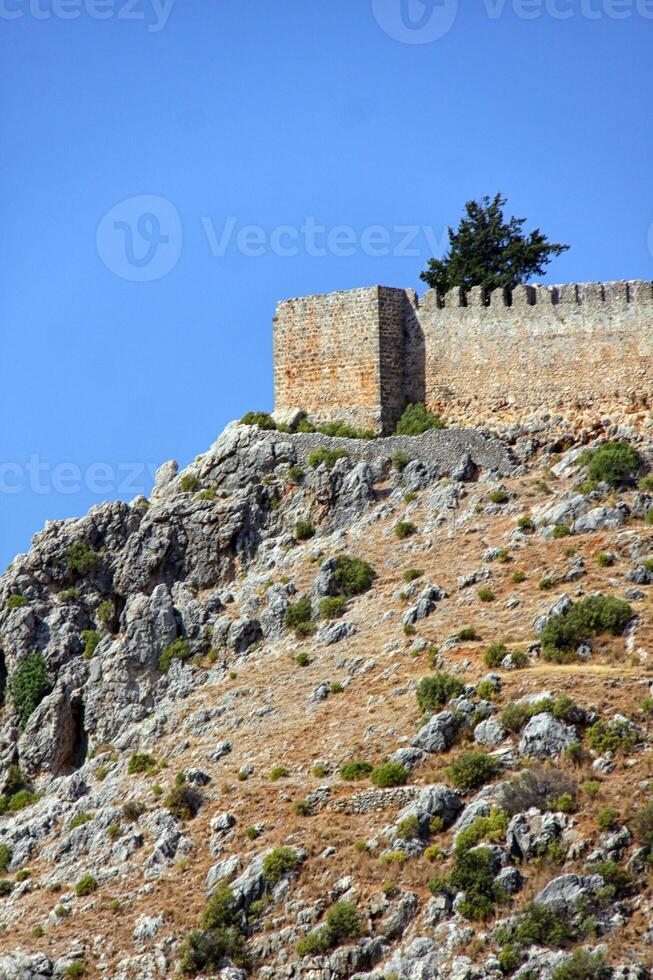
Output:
[500, 698, 552, 733]
[587, 718, 637, 754]
[517, 515, 535, 532]
[295, 520, 315, 541]
[96, 599, 114, 629]
[540, 594, 633, 659]
[396, 815, 420, 839]
[395, 521, 417, 539]
[293, 799, 313, 816]
[10, 651, 52, 729]
[66, 541, 101, 575]
[339, 760, 373, 781]
[6, 594, 27, 609]
[581, 441, 641, 488]
[59, 587, 81, 603]
[539, 577, 554, 591]
[284, 596, 313, 633]
[319, 596, 346, 620]
[262, 846, 299, 885]
[370, 762, 409, 788]
[0, 844, 10, 873]
[478, 588, 495, 602]
[551, 949, 611, 980]
[403, 568, 423, 583]
[312, 762, 326, 777]
[68, 812, 93, 830]
[75, 874, 98, 897]
[288, 464, 305, 483]
[454, 808, 508, 855]
[159, 637, 191, 673]
[449, 846, 500, 921]
[307, 447, 347, 469]
[632, 800, 653, 845]
[81, 630, 100, 660]
[128, 753, 156, 775]
[0, 880, 13, 897]
[180, 884, 249, 974]
[296, 900, 362, 956]
[476, 679, 496, 700]
[295, 652, 310, 667]
[165, 782, 203, 820]
[489, 489, 509, 504]
[497, 902, 575, 948]
[245, 826, 260, 840]
[392, 451, 410, 472]
[123, 801, 145, 821]
[269, 766, 289, 781]
[241, 411, 276, 430]
[596, 808, 618, 832]
[511, 570, 527, 583]
[552, 524, 570, 539]
[593, 860, 633, 899]
[416, 672, 465, 713]
[596, 552, 614, 568]
[332, 556, 375, 597]
[64, 964, 87, 978]
[497, 945, 520, 974]
[395, 403, 444, 436]
[484, 642, 508, 668]
[457, 628, 479, 642]
[581, 779, 601, 798]
[446, 752, 499, 792]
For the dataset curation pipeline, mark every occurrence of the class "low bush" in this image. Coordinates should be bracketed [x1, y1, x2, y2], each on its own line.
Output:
[449, 846, 500, 921]
[75, 874, 98, 897]
[454, 807, 508, 855]
[395, 521, 417, 539]
[296, 900, 362, 956]
[552, 524, 570, 539]
[476, 679, 496, 700]
[396, 814, 420, 839]
[446, 752, 499, 792]
[96, 599, 114, 629]
[262, 846, 299, 885]
[484, 642, 508, 668]
[295, 652, 310, 667]
[284, 597, 314, 634]
[81, 630, 100, 660]
[587, 718, 637, 754]
[457, 627, 479, 642]
[395, 403, 444, 436]
[551, 949, 611, 980]
[122, 801, 145, 822]
[0, 844, 10, 873]
[496, 901, 575, 948]
[416, 672, 465, 714]
[596, 552, 615, 567]
[159, 638, 191, 674]
[180, 884, 249, 975]
[370, 762, 409, 788]
[10, 651, 52, 729]
[307, 447, 347, 469]
[403, 568, 423, 583]
[165, 782, 203, 820]
[478, 588, 495, 602]
[392, 451, 410, 472]
[180, 474, 199, 493]
[319, 596, 346, 620]
[64, 964, 87, 979]
[6, 594, 27, 609]
[295, 521, 315, 541]
[332, 556, 375, 597]
[512, 570, 527, 583]
[66, 541, 101, 575]
[632, 800, 653, 845]
[68, 812, 93, 830]
[517, 515, 535, 532]
[500, 698, 553, 733]
[241, 411, 276, 430]
[540, 594, 632, 659]
[580, 440, 641, 489]
[489, 489, 509, 505]
[339, 760, 373, 781]
[269, 766, 289, 781]
[593, 860, 633, 900]
[128, 753, 156, 775]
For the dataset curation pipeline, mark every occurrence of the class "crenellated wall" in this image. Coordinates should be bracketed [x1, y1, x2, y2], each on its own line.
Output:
[273, 281, 653, 432]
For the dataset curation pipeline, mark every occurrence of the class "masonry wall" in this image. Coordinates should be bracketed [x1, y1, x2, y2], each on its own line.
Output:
[273, 286, 411, 433]
[273, 280, 653, 433]
[419, 281, 653, 426]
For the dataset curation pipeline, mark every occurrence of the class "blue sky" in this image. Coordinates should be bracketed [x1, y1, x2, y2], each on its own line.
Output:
[1, 0, 652, 567]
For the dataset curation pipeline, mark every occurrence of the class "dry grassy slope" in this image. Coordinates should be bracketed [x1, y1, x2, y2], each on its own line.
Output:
[7, 463, 653, 976]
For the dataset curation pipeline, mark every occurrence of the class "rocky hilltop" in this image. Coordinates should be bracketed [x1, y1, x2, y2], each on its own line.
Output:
[1, 416, 653, 979]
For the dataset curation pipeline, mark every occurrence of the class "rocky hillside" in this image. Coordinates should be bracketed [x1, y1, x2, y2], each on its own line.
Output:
[1, 417, 653, 979]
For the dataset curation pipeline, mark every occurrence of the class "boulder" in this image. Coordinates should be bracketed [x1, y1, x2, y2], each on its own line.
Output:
[518, 713, 577, 759]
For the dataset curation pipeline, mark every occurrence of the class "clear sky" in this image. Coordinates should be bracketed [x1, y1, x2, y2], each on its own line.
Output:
[1, 0, 652, 568]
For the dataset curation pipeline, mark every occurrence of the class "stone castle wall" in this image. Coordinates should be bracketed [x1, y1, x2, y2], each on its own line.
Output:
[273, 280, 653, 433]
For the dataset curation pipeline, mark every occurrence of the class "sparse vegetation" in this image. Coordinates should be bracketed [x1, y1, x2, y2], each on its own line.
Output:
[394, 403, 445, 436]
[127, 753, 156, 775]
[75, 874, 98, 897]
[370, 762, 409, 788]
[478, 587, 495, 602]
[241, 411, 276, 430]
[580, 440, 641, 489]
[403, 568, 423, 583]
[296, 900, 363, 956]
[307, 447, 347, 469]
[66, 540, 101, 575]
[446, 752, 499, 792]
[540, 594, 632, 661]
[319, 596, 346, 620]
[6, 593, 28, 609]
[339, 760, 373, 781]
[416, 672, 465, 713]
[262, 846, 299, 885]
[284, 596, 314, 635]
[332, 555, 375, 597]
[395, 520, 417, 539]
[10, 651, 52, 729]
[295, 520, 315, 541]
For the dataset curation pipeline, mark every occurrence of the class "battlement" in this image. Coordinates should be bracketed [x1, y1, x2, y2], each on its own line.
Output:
[273, 281, 653, 433]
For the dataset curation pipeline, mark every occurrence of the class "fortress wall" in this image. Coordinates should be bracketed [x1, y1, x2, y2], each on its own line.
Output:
[273, 286, 408, 432]
[419, 282, 653, 425]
